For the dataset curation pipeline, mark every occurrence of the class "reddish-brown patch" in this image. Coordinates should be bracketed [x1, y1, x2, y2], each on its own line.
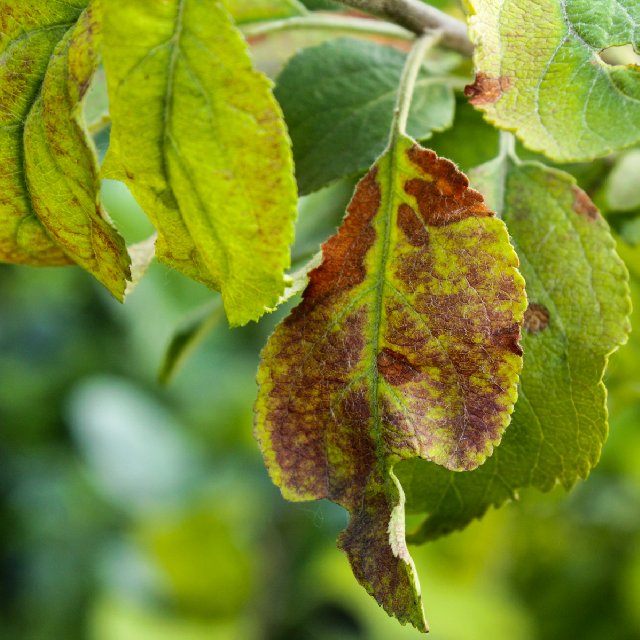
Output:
[404, 146, 492, 226]
[397, 203, 429, 246]
[377, 347, 420, 385]
[571, 185, 599, 221]
[524, 303, 550, 333]
[464, 73, 512, 105]
[303, 168, 379, 304]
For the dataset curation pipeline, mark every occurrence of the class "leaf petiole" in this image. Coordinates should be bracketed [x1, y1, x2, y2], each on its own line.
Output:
[391, 29, 442, 141]
[242, 14, 414, 42]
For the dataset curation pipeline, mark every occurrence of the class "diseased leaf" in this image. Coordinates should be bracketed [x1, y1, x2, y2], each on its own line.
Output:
[398, 150, 632, 541]
[465, 0, 640, 161]
[255, 134, 526, 630]
[0, 0, 131, 299]
[102, 0, 297, 326]
[275, 38, 455, 195]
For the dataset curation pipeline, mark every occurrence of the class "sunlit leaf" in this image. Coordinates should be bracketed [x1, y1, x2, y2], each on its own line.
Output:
[227, 0, 306, 24]
[0, 0, 131, 299]
[102, 0, 297, 325]
[275, 38, 455, 195]
[399, 149, 632, 541]
[466, 0, 640, 161]
[255, 134, 526, 630]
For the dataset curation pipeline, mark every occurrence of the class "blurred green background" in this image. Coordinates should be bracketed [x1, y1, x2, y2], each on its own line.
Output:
[3, 13, 640, 640]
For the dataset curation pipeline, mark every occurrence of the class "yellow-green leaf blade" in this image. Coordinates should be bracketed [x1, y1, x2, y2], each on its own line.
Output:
[399, 155, 632, 542]
[23, 2, 131, 299]
[1, 0, 130, 297]
[255, 135, 526, 629]
[465, 0, 640, 161]
[102, 0, 297, 326]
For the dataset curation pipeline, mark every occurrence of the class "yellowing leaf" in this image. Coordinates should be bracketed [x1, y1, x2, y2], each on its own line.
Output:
[255, 134, 526, 630]
[102, 0, 297, 326]
[0, 0, 131, 299]
[465, 0, 640, 161]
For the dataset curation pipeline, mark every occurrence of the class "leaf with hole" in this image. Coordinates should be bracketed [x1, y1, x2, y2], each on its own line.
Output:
[465, 0, 640, 161]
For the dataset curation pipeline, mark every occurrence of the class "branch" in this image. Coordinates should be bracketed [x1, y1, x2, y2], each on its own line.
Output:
[338, 0, 473, 56]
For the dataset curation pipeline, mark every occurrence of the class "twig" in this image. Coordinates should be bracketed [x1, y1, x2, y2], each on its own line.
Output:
[338, 0, 472, 56]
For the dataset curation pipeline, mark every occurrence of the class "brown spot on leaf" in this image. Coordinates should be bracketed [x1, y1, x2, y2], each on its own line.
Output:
[524, 303, 550, 333]
[377, 348, 420, 385]
[303, 168, 379, 305]
[464, 73, 512, 105]
[404, 146, 492, 226]
[572, 185, 599, 221]
[397, 203, 429, 246]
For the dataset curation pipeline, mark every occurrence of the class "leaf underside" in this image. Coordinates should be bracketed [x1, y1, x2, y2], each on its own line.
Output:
[102, 0, 297, 325]
[0, 0, 130, 299]
[466, 0, 640, 161]
[398, 155, 631, 542]
[255, 135, 526, 630]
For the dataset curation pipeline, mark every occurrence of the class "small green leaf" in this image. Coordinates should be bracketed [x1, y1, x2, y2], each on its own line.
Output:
[255, 134, 526, 630]
[465, 0, 640, 161]
[275, 38, 455, 195]
[604, 149, 640, 212]
[159, 298, 224, 385]
[102, 0, 297, 326]
[398, 150, 632, 541]
[0, 0, 131, 299]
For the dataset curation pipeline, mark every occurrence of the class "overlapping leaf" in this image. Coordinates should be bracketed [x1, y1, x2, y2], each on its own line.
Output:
[275, 38, 455, 195]
[465, 0, 640, 161]
[255, 134, 526, 630]
[0, 0, 130, 299]
[398, 152, 631, 541]
[102, 0, 297, 326]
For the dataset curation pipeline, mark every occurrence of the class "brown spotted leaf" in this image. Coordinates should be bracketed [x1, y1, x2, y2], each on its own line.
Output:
[255, 134, 526, 630]
[0, 0, 131, 299]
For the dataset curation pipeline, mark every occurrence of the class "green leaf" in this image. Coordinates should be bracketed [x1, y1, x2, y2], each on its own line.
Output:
[465, 0, 640, 161]
[102, 0, 297, 326]
[275, 38, 455, 195]
[0, 0, 131, 299]
[398, 148, 632, 541]
[255, 134, 526, 630]
[226, 0, 306, 24]
[426, 97, 499, 173]
[604, 149, 640, 212]
[159, 298, 223, 385]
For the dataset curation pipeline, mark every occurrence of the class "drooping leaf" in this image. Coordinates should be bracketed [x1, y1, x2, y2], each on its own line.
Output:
[398, 150, 632, 541]
[275, 38, 455, 195]
[0, 0, 131, 299]
[102, 0, 297, 326]
[255, 134, 526, 630]
[226, 0, 306, 24]
[159, 298, 223, 385]
[465, 0, 640, 161]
